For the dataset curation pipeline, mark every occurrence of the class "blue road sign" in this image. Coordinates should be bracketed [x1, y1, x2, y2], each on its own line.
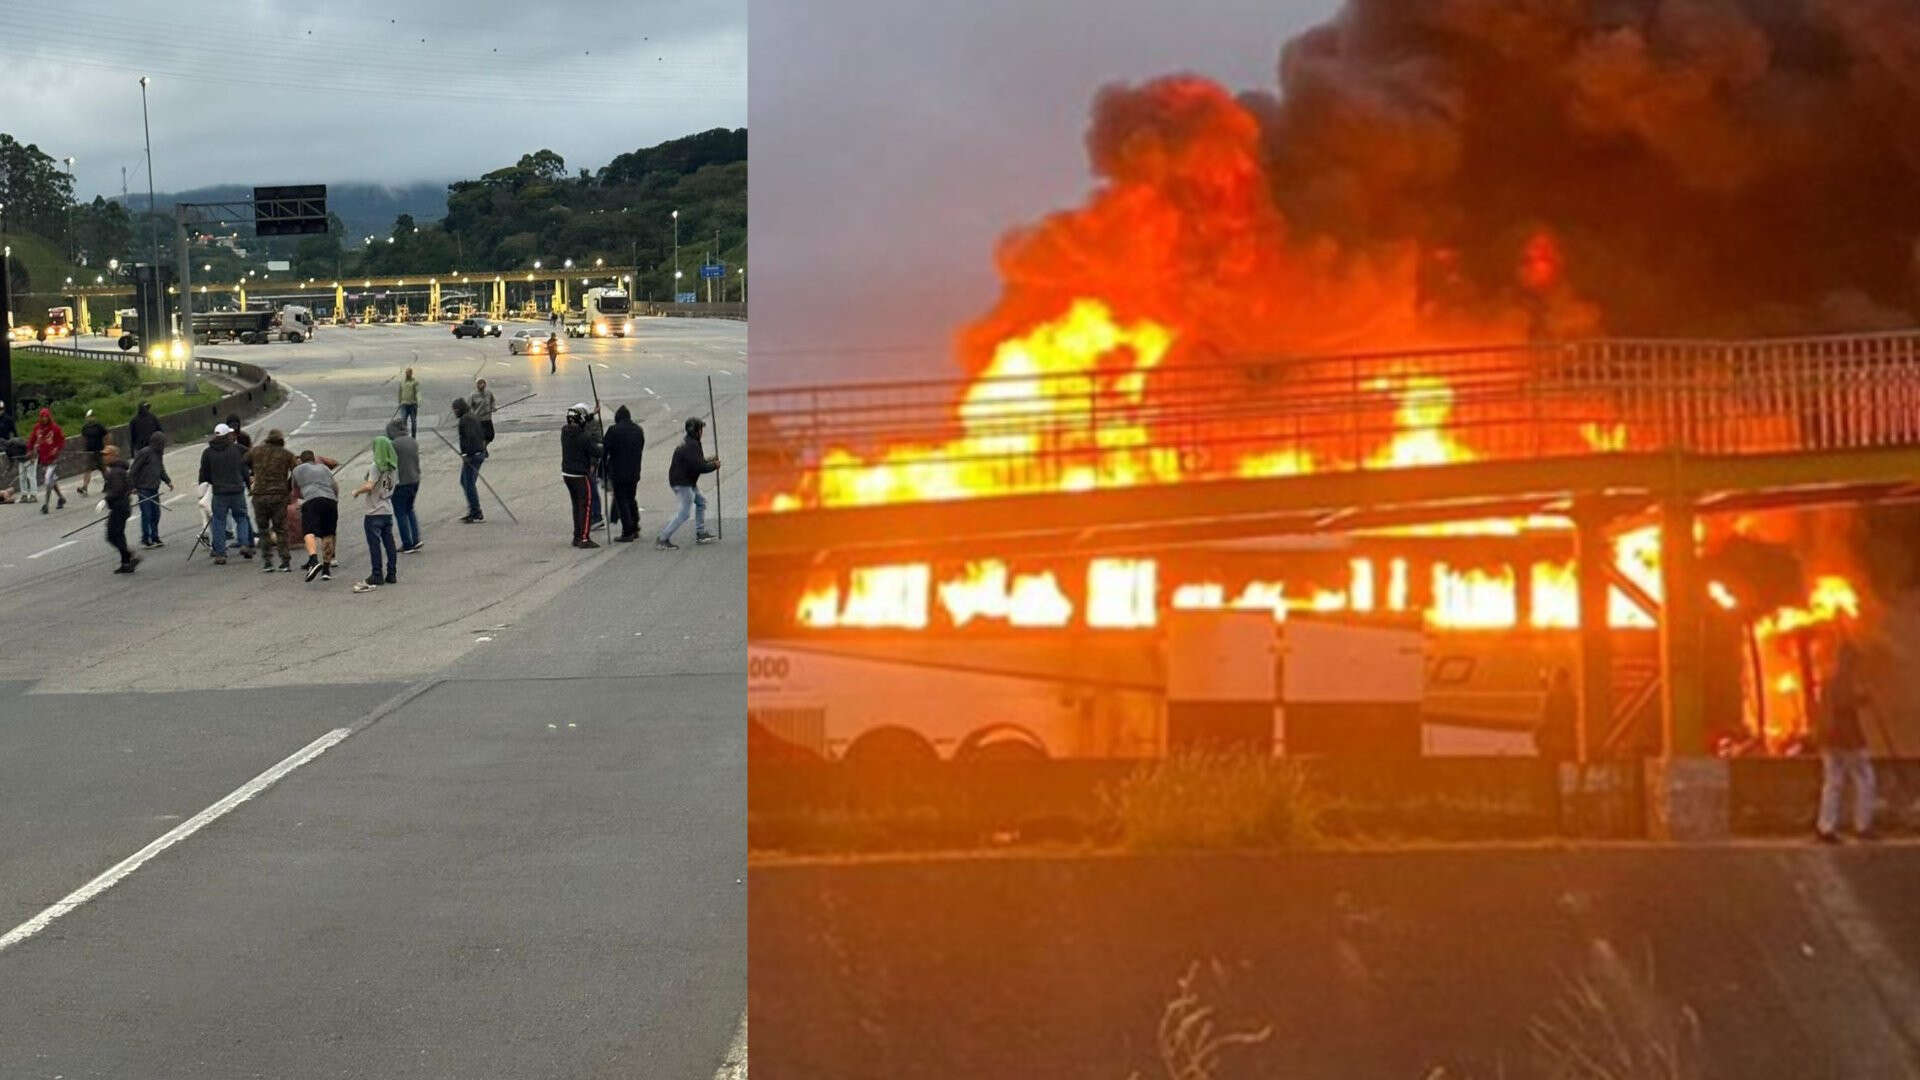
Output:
[675, 292, 698, 304]
[699, 263, 725, 280]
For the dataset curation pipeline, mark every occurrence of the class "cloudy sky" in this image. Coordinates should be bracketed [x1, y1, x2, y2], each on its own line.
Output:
[751, 0, 1337, 387]
[3, 0, 745, 198]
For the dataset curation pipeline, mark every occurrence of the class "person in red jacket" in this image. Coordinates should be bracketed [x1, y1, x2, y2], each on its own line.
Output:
[26, 408, 67, 515]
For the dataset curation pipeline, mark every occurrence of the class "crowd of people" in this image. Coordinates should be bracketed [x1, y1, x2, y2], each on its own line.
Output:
[0, 373, 724, 582]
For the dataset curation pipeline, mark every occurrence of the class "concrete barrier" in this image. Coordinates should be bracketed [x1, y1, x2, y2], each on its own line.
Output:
[750, 845, 1920, 1078]
[2, 349, 279, 489]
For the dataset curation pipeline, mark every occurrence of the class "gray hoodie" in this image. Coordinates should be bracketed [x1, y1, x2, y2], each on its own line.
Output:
[383, 418, 421, 486]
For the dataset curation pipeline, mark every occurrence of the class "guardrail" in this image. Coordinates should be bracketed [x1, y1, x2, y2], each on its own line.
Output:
[750, 330, 1920, 511]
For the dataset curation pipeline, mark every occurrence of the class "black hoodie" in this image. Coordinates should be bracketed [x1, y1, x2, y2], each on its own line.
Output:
[129, 403, 160, 448]
[102, 458, 133, 508]
[199, 433, 248, 494]
[667, 434, 717, 488]
[603, 408, 645, 482]
[130, 432, 171, 489]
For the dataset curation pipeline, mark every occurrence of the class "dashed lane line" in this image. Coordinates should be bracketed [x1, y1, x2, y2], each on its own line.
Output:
[0, 726, 353, 954]
[27, 540, 78, 560]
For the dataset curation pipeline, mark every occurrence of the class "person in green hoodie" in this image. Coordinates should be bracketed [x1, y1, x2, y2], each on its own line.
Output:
[350, 434, 400, 592]
[397, 367, 420, 438]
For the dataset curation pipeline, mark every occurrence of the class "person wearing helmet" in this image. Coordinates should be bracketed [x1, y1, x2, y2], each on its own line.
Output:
[656, 415, 718, 549]
[561, 403, 604, 548]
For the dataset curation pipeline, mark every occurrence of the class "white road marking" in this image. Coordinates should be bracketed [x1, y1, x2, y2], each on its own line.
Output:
[0, 726, 353, 955]
[595, 362, 610, 369]
[643, 387, 657, 396]
[27, 540, 78, 560]
[683, 359, 696, 366]
[619, 372, 631, 379]
[719, 370, 732, 376]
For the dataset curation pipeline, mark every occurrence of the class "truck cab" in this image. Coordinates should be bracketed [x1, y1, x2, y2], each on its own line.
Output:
[568, 287, 633, 338]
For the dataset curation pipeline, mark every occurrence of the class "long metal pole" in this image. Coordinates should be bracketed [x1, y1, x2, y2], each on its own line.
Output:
[140, 78, 161, 292]
[707, 375, 722, 540]
[175, 204, 196, 391]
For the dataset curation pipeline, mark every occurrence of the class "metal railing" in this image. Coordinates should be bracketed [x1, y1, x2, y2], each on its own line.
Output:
[750, 330, 1920, 512]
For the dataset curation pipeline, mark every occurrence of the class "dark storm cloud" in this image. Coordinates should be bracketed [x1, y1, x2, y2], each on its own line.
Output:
[2, 0, 744, 199]
[749, 0, 1333, 387]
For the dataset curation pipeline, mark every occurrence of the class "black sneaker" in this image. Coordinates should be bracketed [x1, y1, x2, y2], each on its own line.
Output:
[574, 539, 601, 549]
[261, 561, 279, 573]
[614, 533, 639, 543]
[385, 573, 397, 585]
[321, 564, 333, 581]
[654, 538, 678, 550]
[113, 563, 135, 574]
[303, 556, 322, 582]
[149, 538, 165, 548]
[213, 555, 228, 565]
[56, 496, 66, 509]
[280, 559, 293, 572]
[398, 544, 422, 554]
[1816, 830, 1841, 845]
[127, 555, 140, 572]
[695, 531, 717, 545]
[241, 548, 254, 560]
[40, 501, 48, 515]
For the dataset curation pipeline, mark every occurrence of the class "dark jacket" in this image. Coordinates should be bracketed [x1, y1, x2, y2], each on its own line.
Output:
[0, 407, 14, 441]
[457, 412, 487, 457]
[129, 404, 160, 448]
[384, 418, 421, 485]
[246, 440, 298, 501]
[81, 419, 108, 452]
[667, 435, 717, 488]
[102, 459, 133, 508]
[198, 434, 249, 495]
[1821, 640, 1868, 750]
[603, 412, 645, 482]
[560, 420, 603, 476]
[129, 432, 171, 489]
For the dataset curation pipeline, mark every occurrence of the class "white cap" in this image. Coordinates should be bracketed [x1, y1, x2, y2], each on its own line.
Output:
[572, 402, 591, 412]
[214, 423, 232, 436]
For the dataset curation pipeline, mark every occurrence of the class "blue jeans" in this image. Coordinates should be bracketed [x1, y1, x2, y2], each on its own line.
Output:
[1818, 748, 1875, 835]
[137, 486, 162, 544]
[588, 474, 603, 525]
[460, 451, 486, 517]
[364, 514, 396, 580]
[393, 482, 420, 548]
[400, 403, 418, 437]
[659, 485, 705, 542]
[209, 490, 252, 556]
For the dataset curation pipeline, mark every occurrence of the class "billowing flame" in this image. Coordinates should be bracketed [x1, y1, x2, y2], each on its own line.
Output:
[938, 560, 1074, 628]
[1757, 575, 1860, 636]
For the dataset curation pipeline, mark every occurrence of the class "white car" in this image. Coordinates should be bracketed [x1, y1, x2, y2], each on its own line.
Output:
[508, 329, 568, 356]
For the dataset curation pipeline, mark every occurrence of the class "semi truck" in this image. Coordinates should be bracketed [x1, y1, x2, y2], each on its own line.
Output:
[37, 306, 74, 340]
[567, 287, 633, 338]
[118, 305, 316, 350]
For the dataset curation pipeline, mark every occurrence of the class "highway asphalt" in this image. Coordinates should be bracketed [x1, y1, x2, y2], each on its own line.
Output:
[0, 318, 746, 1077]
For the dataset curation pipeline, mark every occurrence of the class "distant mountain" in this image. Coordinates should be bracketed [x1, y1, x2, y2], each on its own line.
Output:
[112, 181, 448, 242]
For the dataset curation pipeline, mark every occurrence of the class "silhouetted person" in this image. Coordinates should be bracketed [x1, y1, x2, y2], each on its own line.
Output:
[603, 405, 645, 541]
[1535, 667, 1578, 763]
[1816, 624, 1875, 842]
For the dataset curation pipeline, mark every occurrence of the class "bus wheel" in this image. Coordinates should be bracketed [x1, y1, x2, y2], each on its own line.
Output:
[287, 331, 304, 344]
[956, 725, 1049, 764]
[844, 726, 939, 769]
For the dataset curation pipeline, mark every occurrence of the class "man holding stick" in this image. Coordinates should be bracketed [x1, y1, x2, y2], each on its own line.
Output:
[100, 444, 139, 574]
[452, 398, 488, 523]
[655, 416, 718, 550]
[561, 404, 603, 549]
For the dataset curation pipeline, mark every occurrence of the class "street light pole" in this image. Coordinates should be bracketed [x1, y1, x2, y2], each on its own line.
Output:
[63, 157, 75, 262]
[671, 208, 679, 302]
[139, 76, 164, 352]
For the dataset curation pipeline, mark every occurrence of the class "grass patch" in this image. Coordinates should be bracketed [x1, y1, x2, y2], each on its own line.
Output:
[1104, 754, 1325, 852]
[11, 349, 224, 430]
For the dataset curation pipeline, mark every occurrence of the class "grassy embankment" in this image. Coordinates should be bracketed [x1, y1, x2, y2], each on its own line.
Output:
[12, 349, 223, 433]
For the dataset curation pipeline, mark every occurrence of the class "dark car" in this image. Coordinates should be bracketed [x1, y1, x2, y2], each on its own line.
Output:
[452, 317, 501, 339]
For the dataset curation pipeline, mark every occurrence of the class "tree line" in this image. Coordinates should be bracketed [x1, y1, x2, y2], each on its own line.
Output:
[1, 128, 747, 304]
